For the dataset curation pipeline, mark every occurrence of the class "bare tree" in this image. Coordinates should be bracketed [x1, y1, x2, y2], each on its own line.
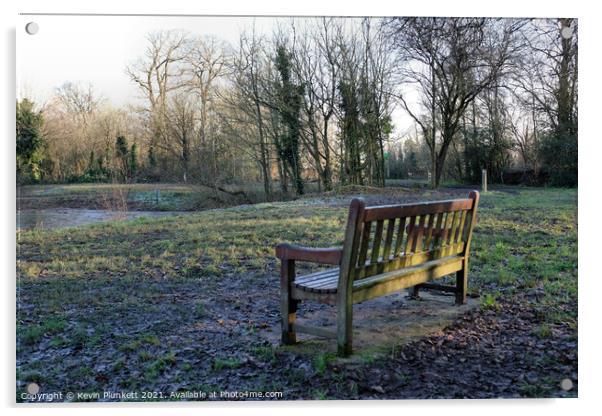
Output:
[185, 36, 227, 182]
[221, 28, 275, 200]
[164, 93, 196, 182]
[126, 30, 189, 174]
[55, 82, 102, 128]
[387, 17, 524, 187]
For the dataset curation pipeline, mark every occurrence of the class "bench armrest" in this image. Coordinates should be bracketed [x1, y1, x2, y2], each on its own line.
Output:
[275, 243, 343, 265]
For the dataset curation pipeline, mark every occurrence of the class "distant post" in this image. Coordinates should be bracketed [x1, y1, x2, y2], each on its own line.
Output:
[155, 189, 161, 205]
[481, 169, 487, 193]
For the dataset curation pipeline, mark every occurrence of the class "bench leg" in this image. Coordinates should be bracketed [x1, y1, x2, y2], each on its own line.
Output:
[455, 261, 468, 305]
[337, 300, 353, 356]
[280, 259, 297, 345]
[409, 285, 421, 299]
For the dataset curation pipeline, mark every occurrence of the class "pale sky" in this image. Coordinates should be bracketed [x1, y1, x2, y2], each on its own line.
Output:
[16, 14, 414, 139]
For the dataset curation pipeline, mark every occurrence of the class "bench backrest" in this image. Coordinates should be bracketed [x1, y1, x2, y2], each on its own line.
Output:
[338, 191, 480, 288]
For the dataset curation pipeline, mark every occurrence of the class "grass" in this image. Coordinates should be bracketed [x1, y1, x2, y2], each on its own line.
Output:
[480, 293, 501, 310]
[212, 358, 243, 371]
[313, 352, 337, 375]
[18, 181, 324, 212]
[16, 186, 577, 400]
[18, 183, 241, 211]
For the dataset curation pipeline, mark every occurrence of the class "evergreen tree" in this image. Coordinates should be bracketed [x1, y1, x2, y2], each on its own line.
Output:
[115, 135, 130, 181]
[16, 98, 45, 183]
[274, 45, 305, 195]
[130, 143, 138, 179]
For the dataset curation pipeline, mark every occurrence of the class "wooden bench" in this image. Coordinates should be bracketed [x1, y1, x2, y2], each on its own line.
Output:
[275, 191, 480, 356]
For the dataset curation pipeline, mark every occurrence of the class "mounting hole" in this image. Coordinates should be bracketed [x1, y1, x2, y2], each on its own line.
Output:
[26, 382, 40, 394]
[560, 26, 573, 40]
[560, 378, 573, 391]
[25, 22, 39, 35]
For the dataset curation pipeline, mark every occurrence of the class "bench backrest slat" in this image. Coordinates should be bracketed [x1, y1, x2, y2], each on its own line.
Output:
[363, 198, 473, 222]
[340, 192, 479, 283]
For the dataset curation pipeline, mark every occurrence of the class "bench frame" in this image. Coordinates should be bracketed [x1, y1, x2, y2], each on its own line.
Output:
[276, 191, 480, 356]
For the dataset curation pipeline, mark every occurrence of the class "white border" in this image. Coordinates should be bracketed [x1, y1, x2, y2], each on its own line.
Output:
[2, 1, 600, 415]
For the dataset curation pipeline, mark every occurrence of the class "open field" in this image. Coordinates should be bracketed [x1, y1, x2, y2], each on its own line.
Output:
[17, 181, 331, 213]
[17, 183, 256, 212]
[16, 186, 577, 400]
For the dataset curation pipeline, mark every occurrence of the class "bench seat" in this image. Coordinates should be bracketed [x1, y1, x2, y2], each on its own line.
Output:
[294, 255, 463, 296]
[294, 268, 339, 293]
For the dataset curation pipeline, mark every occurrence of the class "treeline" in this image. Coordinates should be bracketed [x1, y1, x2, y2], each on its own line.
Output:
[16, 17, 577, 193]
[386, 18, 577, 187]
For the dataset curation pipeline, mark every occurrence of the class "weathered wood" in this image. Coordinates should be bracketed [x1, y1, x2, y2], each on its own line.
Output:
[412, 215, 426, 253]
[455, 210, 467, 243]
[294, 268, 339, 286]
[364, 198, 473, 222]
[291, 286, 338, 304]
[357, 220, 372, 268]
[410, 285, 420, 299]
[441, 211, 452, 244]
[371, 220, 384, 264]
[449, 211, 460, 246]
[337, 198, 365, 357]
[393, 217, 407, 257]
[276, 191, 480, 356]
[424, 213, 436, 251]
[280, 259, 297, 344]
[356, 242, 465, 279]
[382, 218, 396, 261]
[432, 211, 444, 248]
[276, 244, 342, 265]
[463, 191, 480, 256]
[456, 191, 480, 305]
[291, 323, 337, 339]
[353, 257, 464, 303]
[456, 261, 468, 305]
[404, 216, 417, 255]
[419, 282, 459, 293]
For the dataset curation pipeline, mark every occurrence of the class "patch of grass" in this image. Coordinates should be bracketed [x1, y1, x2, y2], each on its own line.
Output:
[139, 334, 161, 346]
[313, 352, 336, 375]
[19, 370, 46, 384]
[251, 345, 277, 362]
[212, 357, 243, 371]
[480, 293, 501, 311]
[49, 336, 68, 348]
[533, 324, 553, 339]
[193, 302, 206, 318]
[20, 325, 45, 346]
[144, 353, 177, 381]
[517, 377, 556, 397]
[359, 351, 377, 365]
[313, 389, 329, 400]
[118, 333, 161, 353]
[44, 317, 67, 334]
[70, 365, 94, 378]
[70, 326, 90, 349]
[113, 358, 127, 372]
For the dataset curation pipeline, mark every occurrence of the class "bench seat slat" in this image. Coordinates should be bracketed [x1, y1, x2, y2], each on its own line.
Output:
[293, 268, 339, 293]
[294, 268, 339, 284]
